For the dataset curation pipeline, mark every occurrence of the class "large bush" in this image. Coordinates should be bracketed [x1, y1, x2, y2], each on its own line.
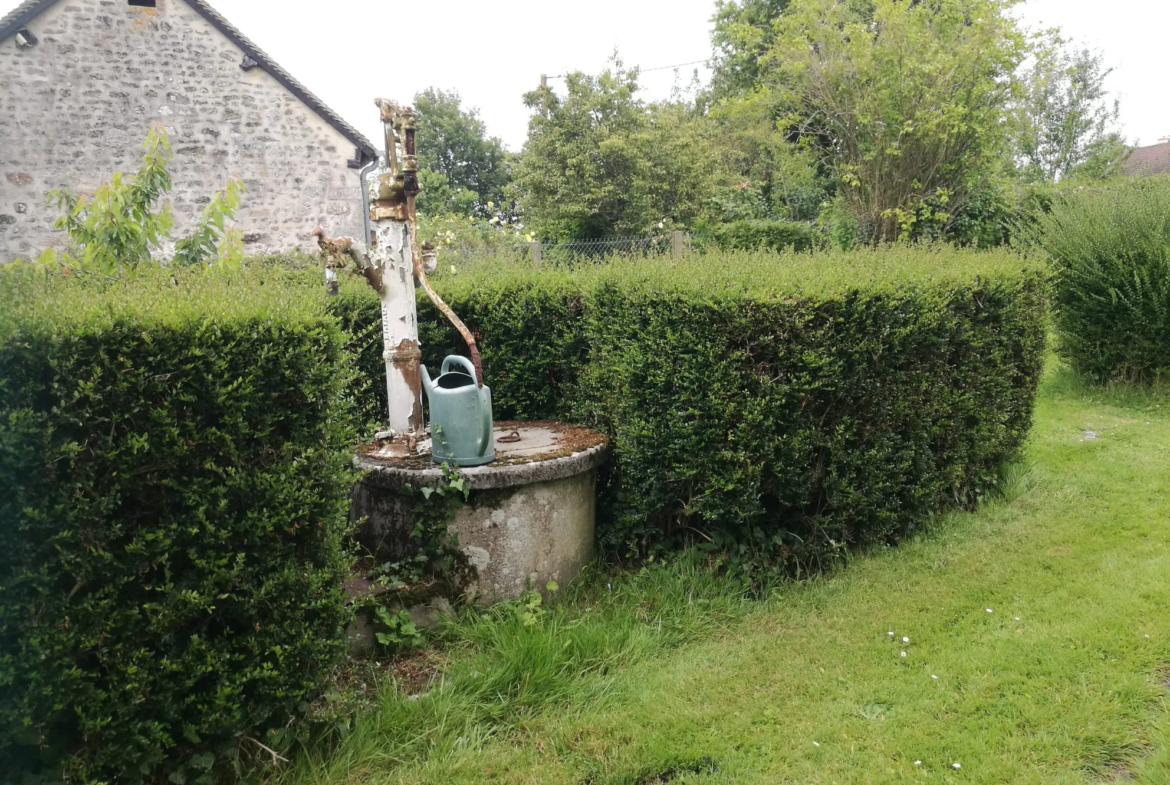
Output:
[700, 219, 819, 253]
[0, 269, 355, 783]
[1034, 177, 1170, 381]
[338, 247, 1046, 567]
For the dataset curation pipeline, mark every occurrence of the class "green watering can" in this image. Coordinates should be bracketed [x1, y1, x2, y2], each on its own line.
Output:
[421, 355, 495, 467]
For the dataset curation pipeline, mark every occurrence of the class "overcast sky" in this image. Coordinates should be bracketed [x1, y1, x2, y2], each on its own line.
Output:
[5, 0, 1168, 151]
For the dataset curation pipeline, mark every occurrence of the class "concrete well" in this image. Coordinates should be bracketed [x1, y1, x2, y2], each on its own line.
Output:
[352, 421, 608, 604]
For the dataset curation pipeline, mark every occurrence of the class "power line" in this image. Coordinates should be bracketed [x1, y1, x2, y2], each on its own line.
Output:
[640, 58, 712, 74]
[541, 57, 712, 84]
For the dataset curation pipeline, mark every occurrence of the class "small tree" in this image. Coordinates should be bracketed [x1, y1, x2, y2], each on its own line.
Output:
[414, 88, 510, 217]
[765, 0, 1028, 243]
[36, 125, 243, 276]
[512, 61, 720, 241]
[1013, 42, 1126, 183]
[708, 0, 793, 102]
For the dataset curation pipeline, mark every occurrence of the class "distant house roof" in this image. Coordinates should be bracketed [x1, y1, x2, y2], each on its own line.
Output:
[0, 0, 377, 168]
[1123, 140, 1170, 177]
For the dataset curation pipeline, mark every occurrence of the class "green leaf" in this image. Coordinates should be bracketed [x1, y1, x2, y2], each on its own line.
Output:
[189, 752, 215, 770]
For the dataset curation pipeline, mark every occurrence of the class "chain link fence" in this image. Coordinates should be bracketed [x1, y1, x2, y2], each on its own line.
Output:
[439, 232, 692, 267]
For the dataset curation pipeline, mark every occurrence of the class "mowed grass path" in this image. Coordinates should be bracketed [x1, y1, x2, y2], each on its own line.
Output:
[302, 366, 1170, 784]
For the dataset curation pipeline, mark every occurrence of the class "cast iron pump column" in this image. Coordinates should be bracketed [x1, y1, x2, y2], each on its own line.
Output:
[313, 98, 483, 458]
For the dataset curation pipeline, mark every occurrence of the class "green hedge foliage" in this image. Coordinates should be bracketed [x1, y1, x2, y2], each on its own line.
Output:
[335, 247, 1046, 566]
[0, 270, 355, 783]
[700, 219, 819, 253]
[1034, 177, 1170, 381]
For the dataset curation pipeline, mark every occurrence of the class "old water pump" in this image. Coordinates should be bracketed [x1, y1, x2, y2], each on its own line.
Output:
[312, 98, 493, 465]
[326, 97, 609, 606]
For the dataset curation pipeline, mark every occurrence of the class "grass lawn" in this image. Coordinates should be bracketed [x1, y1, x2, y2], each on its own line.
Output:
[283, 361, 1170, 784]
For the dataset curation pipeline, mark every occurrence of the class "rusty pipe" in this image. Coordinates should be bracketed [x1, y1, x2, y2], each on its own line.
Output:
[406, 195, 484, 386]
[370, 100, 483, 386]
[392, 106, 484, 385]
[399, 108, 420, 198]
[376, 98, 401, 180]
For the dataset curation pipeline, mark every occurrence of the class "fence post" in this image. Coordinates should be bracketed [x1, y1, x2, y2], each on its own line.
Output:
[530, 241, 542, 266]
[671, 231, 685, 258]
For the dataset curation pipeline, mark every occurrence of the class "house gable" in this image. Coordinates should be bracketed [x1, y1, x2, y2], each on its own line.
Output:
[0, 0, 376, 260]
[0, 0, 377, 165]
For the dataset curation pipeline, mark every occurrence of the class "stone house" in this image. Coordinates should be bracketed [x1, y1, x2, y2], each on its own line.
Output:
[0, 0, 377, 262]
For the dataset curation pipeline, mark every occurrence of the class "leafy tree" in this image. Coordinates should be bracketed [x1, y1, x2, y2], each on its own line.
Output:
[764, 0, 1028, 243]
[512, 63, 720, 241]
[709, 0, 792, 101]
[705, 90, 831, 223]
[706, 1, 834, 229]
[34, 125, 243, 276]
[1066, 133, 1130, 181]
[414, 88, 510, 216]
[1013, 43, 1126, 183]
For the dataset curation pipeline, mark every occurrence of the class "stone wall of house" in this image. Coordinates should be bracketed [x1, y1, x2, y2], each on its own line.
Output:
[0, 0, 367, 263]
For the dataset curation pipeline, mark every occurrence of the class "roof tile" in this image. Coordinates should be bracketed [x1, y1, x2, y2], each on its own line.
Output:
[1123, 142, 1170, 177]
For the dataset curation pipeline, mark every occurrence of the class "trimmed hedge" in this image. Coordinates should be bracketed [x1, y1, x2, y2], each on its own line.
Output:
[1034, 178, 1170, 381]
[336, 247, 1047, 565]
[0, 270, 355, 783]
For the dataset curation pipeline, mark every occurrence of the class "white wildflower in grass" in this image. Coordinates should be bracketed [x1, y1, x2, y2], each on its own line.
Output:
[914, 761, 922, 766]
[931, 675, 938, 680]
[901, 651, 907, 658]
[813, 741, 820, 747]
[953, 762, 961, 770]
[986, 608, 993, 613]
[903, 636, 910, 643]
[889, 631, 895, 636]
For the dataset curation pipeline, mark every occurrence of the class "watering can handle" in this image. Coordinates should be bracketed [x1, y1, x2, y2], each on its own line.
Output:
[441, 355, 478, 379]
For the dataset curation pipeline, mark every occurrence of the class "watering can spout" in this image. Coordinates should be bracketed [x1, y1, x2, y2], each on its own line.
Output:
[420, 364, 435, 398]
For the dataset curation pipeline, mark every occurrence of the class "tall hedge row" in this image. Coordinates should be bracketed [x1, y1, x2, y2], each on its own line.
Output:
[1033, 177, 1170, 381]
[335, 247, 1047, 564]
[0, 271, 355, 783]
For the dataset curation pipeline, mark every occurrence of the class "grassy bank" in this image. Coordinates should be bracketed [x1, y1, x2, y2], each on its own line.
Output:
[282, 359, 1170, 783]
